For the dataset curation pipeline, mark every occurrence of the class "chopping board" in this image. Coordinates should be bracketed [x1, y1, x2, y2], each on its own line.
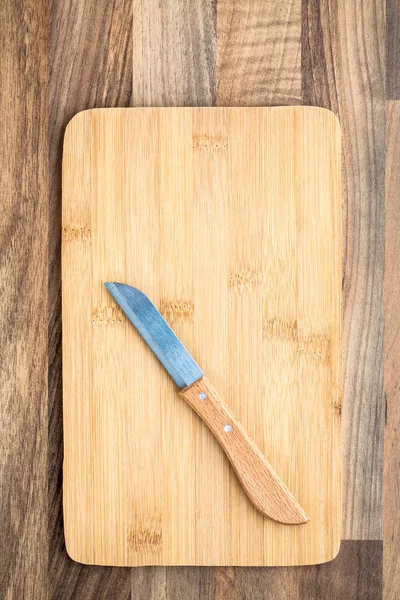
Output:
[62, 107, 342, 566]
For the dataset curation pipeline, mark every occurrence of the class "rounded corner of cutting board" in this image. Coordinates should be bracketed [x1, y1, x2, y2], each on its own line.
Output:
[63, 535, 88, 566]
[63, 109, 111, 153]
[329, 537, 343, 564]
[64, 109, 92, 138]
[313, 537, 343, 567]
[298, 105, 342, 132]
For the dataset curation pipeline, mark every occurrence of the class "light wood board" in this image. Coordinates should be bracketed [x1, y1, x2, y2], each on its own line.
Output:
[62, 107, 342, 566]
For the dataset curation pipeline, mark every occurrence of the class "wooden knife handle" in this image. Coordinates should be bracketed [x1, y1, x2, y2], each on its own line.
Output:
[180, 376, 309, 525]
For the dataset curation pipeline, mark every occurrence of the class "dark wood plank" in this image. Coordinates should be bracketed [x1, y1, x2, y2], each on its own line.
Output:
[215, 565, 298, 600]
[387, 0, 400, 99]
[298, 541, 382, 600]
[49, 0, 133, 597]
[384, 100, 400, 600]
[0, 0, 49, 598]
[215, 542, 382, 600]
[302, 0, 386, 539]
[216, 0, 302, 106]
[132, 0, 216, 106]
[131, 567, 215, 600]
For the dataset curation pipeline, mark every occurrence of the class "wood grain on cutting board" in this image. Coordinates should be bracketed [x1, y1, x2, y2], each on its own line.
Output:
[62, 106, 341, 566]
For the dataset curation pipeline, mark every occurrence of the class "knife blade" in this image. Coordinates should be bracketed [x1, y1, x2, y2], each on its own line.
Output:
[105, 282, 309, 525]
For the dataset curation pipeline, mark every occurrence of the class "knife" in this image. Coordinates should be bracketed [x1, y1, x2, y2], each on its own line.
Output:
[105, 282, 309, 525]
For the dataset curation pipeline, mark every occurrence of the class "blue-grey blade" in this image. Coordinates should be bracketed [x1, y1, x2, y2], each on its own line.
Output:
[104, 282, 204, 389]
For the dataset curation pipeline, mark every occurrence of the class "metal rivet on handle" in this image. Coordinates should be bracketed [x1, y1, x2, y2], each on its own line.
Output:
[199, 392, 207, 400]
[224, 424, 232, 433]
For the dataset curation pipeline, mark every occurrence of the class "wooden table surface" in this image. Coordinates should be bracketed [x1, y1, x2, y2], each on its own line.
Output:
[0, 0, 396, 598]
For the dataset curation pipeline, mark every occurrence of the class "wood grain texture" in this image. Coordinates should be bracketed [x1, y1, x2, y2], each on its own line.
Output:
[129, 0, 216, 590]
[216, 0, 302, 106]
[214, 541, 382, 600]
[131, 567, 215, 600]
[387, 0, 400, 99]
[180, 377, 308, 524]
[62, 106, 341, 566]
[384, 101, 400, 600]
[132, 0, 216, 106]
[302, 0, 386, 540]
[0, 0, 48, 598]
[0, 0, 388, 595]
[49, 0, 133, 597]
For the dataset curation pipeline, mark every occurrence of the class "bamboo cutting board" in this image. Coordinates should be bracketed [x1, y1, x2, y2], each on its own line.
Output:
[62, 107, 342, 566]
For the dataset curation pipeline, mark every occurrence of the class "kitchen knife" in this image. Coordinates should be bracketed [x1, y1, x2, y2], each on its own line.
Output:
[105, 282, 309, 525]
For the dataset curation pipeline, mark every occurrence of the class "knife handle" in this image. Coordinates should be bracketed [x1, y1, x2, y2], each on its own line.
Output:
[180, 376, 309, 525]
